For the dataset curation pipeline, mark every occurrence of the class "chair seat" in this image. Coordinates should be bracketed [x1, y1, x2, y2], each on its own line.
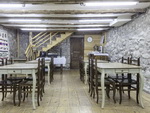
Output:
[0, 80, 13, 85]
[7, 77, 25, 81]
[108, 75, 128, 81]
[116, 79, 137, 84]
[93, 78, 112, 86]
[0, 79, 22, 85]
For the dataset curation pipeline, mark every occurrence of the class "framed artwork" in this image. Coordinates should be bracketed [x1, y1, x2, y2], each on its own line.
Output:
[0, 31, 9, 58]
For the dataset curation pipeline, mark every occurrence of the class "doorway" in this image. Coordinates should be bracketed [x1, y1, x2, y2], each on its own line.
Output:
[70, 38, 84, 69]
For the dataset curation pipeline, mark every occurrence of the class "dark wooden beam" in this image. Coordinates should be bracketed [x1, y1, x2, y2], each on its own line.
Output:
[0, 0, 149, 4]
[0, 9, 146, 14]
[0, 16, 125, 20]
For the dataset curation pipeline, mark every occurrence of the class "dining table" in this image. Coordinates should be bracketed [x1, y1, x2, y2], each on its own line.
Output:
[0, 63, 38, 109]
[96, 62, 144, 108]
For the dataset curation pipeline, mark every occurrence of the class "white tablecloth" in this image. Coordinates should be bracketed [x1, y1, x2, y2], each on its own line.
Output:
[37, 56, 66, 66]
[54, 56, 66, 66]
[88, 51, 109, 56]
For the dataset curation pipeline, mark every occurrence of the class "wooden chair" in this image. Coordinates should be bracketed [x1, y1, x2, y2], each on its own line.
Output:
[87, 54, 93, 94]
[128, 57, 140, 104]
[41, 58, 46, 94]
[50, 57, 54, 83]
[110, 57, 140, 104]
[18, 58, 44, 106]
[108, 57, 130, 81]
[79, 57, 85, 82]
[0, 58, 20, 106]
[88, 55, 116, 103]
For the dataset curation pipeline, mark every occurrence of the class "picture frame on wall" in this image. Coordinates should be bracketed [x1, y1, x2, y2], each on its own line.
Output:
[0, 31, 9, 58]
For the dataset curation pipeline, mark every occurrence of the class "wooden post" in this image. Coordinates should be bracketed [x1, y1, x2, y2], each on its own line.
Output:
[17, 29, 20, 58]
[50, 32, 52, 44]
[60, 48, 63, 74]
[29, 32, 33, 46]
[29, 32, 33, 60]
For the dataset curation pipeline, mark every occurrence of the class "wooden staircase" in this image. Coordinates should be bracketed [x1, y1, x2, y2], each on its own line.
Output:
[25, 31, 73, 60]
[42, 32, 73, 51]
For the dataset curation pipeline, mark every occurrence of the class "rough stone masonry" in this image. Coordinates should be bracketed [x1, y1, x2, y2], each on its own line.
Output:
[105, 7, 150, 92]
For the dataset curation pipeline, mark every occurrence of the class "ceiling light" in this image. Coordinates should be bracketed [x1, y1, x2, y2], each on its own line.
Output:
[79, 19, 113, 22]
[84, 2, 138, 6]
[77, 28, 107, 31]
[8, 19, 41, 22]
[0, 4, 23, 7]
[21, 28, 47, 31]
[78, 25, 108, 27]
[19, 25, 47, 27]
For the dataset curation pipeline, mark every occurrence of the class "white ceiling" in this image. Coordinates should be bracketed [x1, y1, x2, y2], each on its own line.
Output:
[0, 0, 149, 32]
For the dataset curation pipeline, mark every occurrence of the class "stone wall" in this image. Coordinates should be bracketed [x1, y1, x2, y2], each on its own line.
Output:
[105, 8, 150, 92]
[0, 25, 17, 58]
[19, 31, 29, 59]
[48, 38, 70, 69]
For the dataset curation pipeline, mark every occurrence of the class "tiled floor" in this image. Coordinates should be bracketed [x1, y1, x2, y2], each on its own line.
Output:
[0, 70, 150, 113]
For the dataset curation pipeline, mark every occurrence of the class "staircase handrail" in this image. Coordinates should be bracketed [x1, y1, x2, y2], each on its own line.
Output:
[35, 32, 58, 48]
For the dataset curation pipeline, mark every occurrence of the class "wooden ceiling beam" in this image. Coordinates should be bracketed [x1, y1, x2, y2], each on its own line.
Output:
[0, 0, 150, 3]
[2, 23, 108, 25]
[0, 9, 146, 14]
[0, 17, 117, 20]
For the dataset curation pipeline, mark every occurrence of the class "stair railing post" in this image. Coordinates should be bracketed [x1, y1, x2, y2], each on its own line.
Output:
[50, 32, 52, 44]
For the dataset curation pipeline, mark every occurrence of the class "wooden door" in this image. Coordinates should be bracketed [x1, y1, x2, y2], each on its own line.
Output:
[70, 38, 84, 69]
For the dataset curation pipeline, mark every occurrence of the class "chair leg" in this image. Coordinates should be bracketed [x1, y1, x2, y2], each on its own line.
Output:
[40, 88, 42, 101]
[92, 88, 95, 99]
[13, 84, 16, 106]
[96, 86, 99, 103]
[37, 87, 40, 106]
[23, 86, 26, 102]
[128, 85, 131, 99]
[113, 85, 116, 103]
[106, 85, 110, 99]
[90, 87, 94, 97]
[26, 86, 28, 97]
[119, 84, 122, 104]
[1, 86, 5, 101]
[136, 75, 139, 104]
[42, 83, 45, 93]
[88, 83, 90, 93]
[18, 85, 21, 106]
[136, 84, 139, 104]
[4, 85, 7, 98]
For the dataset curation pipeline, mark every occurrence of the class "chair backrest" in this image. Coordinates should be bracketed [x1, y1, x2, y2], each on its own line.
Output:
[130, 57, 140, 66]
[5, 58, 13, 65]
[122, 57, 130, 64]
[88, 54, 94, 76]
[50, 57, 54, 71]
[92, 55, 99, 86]
[50, 57, 54, 78]
[94, 55, 109, 61]
[37, 58, 43, 85]
[87, 54, 94, 85]
[79, 57, 85, 73]
[0, 58, 4, 66]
